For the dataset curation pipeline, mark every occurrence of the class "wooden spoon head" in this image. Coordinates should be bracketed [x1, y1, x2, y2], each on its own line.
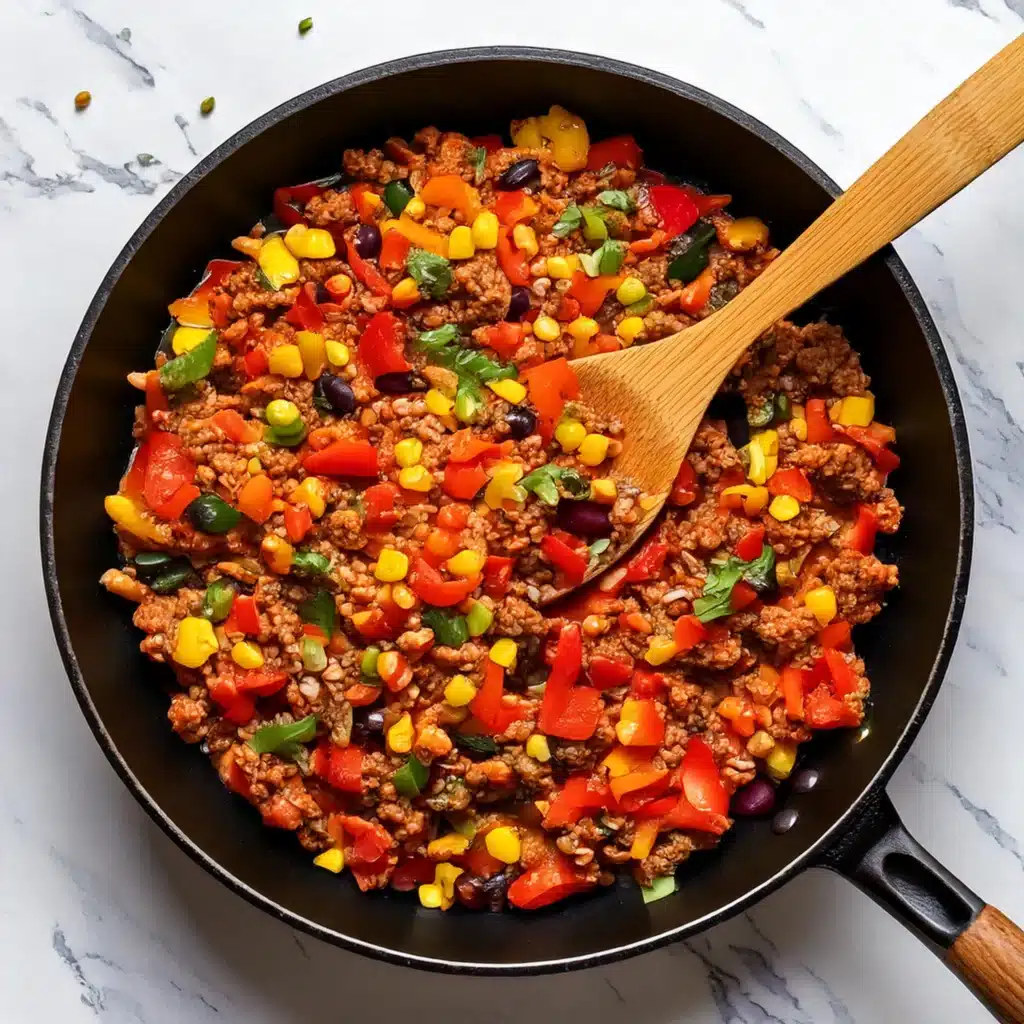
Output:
[540, 323, 722, 603]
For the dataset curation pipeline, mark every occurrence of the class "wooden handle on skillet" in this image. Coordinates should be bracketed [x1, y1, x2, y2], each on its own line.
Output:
[947, 906, 1024, 1022]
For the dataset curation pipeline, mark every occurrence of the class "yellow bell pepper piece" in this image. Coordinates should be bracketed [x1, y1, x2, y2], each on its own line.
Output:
[835, 395, 876, 427]
[380, 216, 448, 257]
[537, 105, 590, 171]
[257, 235, 300, 289]
[171, 326, 213, 356]
[284, 223, 336, 259]
[104, 495, 170, 544]
[295, 331, 327, 380]
[511, 117, 545, 149]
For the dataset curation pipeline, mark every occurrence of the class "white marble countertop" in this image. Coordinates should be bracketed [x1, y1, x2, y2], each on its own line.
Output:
[4, 1, 1023, 1020]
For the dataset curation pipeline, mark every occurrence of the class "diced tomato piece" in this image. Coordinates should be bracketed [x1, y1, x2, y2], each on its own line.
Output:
[334, 814, 393, 866]
[555, 295, 581, 322]
[362, 482, 401, 530]
[804, 684, 861, 729]
[541, 532, 589, 587]
[237, 473, 275, 523]
[630, 668, 667, 698]
[480, 321, 523, 360]
[442, 461, 488, 500]
[544, 686, 603, 741]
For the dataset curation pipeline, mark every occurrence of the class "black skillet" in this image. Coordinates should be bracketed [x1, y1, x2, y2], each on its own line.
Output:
[39, 47, 1024, 1021]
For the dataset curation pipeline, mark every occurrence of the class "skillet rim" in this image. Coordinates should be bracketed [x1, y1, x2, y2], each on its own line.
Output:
[39, 45, 974, 974]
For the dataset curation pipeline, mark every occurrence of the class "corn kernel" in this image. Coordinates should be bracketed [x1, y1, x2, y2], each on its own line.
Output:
[391, 583, 416, 610]
[266, 398, 301, 428]
[171, 325, 212, 355]
[567, 316, 599, 343]
[447, 549, 485, 577]
[313, 847, 345, 873]
[638, 494, 661, 511]
[268, 344, 304, 378]
[247, 457, 262, 475]
[444, 674, 478, 707]
[231, 640, 264, 669]
[434, 862, 463, 906]
[526, 734, 551, 762]
[489, 637, 518, 669]
[533, 315, 560, 342]
[398, 465, 434, 492]
[261, 534, 294, 574]
[325, 273, 353, 298]
[804, 585, 838, 626]
[835, 395, 876, 426]
[512, 224, 539, 258]
[616, 316, 645, 346]
[546, 256, 576, 280]
[485, 826, 521, 864]
[284, 223, 336, 259]
[486, 378, 527, 404]
[471, 210, 500, 250]
[375, 548, 409, 582]
[418, 883, 444, 909]
[644, 636, 680, 666]
[173, 616, 219, 668]
[555, 420, 586, 452]
[291, 477, 326, 518]
[394, 437, 423, 468]
[591, 478, 617, 504]
[723, 217, 769, 252]
[769, 495, 801, 522]
[747, 730, 776, 759]
[425, 389, 454, 416]
[322, 341, 349, 368]
[404, 197, 426, 220]
[447, 225, 476, 260]
[257, 235, 300, 289]
[577, 433, 610, 467]
[791, 418, 808, 441]
[387, 712, 414, 754]
[427, 834, 470, 858]
[766, 740, 797, 780]
[392, 277, 421, 306]
[616, 276, 647, 305]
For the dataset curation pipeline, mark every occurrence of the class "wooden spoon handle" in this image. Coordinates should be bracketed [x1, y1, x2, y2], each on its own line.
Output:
[695, 32, 1024, 368]
[947, 905, 1024, 1022]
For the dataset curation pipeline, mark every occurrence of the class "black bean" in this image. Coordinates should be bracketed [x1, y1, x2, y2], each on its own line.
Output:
[497, 159, 539, 191]
[353, 223, 381, 260]
[507, 285, 531, 322]
[455, 875, 487, 910]
[504, 405, 537, 440]
[482, 872, 509, 912]
[791, 768, 820, 794]
[771, 808, 799, 834]
[375, 371, 427, 394]
[315, 374, 356, 415]
[556, 500, 612, 538]
[731, 779, 776, 817]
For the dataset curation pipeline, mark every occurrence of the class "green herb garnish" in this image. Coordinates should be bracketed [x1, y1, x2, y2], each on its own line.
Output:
[693, 545, 776, 622]
[393, 755, 430, 797]
[598, 189, 635, 213]
[454, 734, 499, 757]
[406, 248, 452, 299]
[417, 326, 518, 417]
[588, 538, 611, 570]
[593, 239, 626, 275]
[248, 714, 318, 758]
[292, 550, 331, 577]
[552, 204, 583, 238]
[422, 607, 470, 648]
[299, 589, 335, 637]
[470, 145, 487, 186]
[521, 463, 564, 506]
[582, 207, 608, 243]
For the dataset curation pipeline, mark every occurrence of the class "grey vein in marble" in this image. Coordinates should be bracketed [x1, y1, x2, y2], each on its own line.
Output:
[949, 0, 994, 19]
[0, 116, 93, 198]
[175, 114, 199, 157]
[722, 0, 765, 29]
[53, 926, 105, 1013]
[61, 2, 155, 87]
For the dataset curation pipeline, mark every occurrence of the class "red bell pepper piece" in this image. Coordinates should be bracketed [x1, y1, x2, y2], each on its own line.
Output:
[805, 398, 835, 443]
[315, 742, 364, 794]
[351, 608, 394, 641]
[284, 503, 313, 542]
[344, 682, 383, 707]
[470, 134, 503, 153]
[823, 647, 859, 697]
[521, 357, 580, 442]
[838, 425, 901, 474]
[624, 534, 669, 582]
[122, 440, 150, 500]
[420, 175, 481, 219]
[734, 525, 765, 562]
[767, 468, 813, 502]
[377, 650, 413, 692]
[143, 431, 195, 511]
[237, 670, 288, 696]
[470, 660, 522, 734]
[273, 181, 328, 227]
[333, 814, 393, 866]
[587, 654, 634, 690]
[345, 239, 391, 298]
[730, 580, 759, 612]
[348, 183, 380, 224]
[846, 503, 878, 554]
[677, 266, 716, 315]
[212, 409, 261, 444]
[616, 698, 665, 747]
[408, 557, 480, 607]
[493, 190, 539, 226]
[207, 676, 256, 724]
[567, 270, 623, 317]
[243, 346, 269, 379]
[303, 439, 379, 477]
[507, 851, 595, 910]
[390, 856, 437, 892]
[379, 229, 411, 271]
[168, 259, 243, 327]
[496, 226, 531, 286]
[483, 555, 515, 598]
[362, 482, 401, 530]
[543, 775, 610, 827]
[818, 620, 852, 651]
[261, 795, 303, 830]
[144, 371, 168, 425]
[647, 185, 700, 236]
[358, 311, 409, 378]
[610, 768, 670, 811]
[679, 737, 729, 816]
[669, 460, 699, 506]
[804, 684, 860, 729]
[658, 794, 730, 834]
[586, 135, 643, 171]
[284, 281, 326, 332]
[153, 483, 200, 521]
[545, 686, 603, 741]
[480, 321, 523, 360]
[227, 594, 261, 637]
[538, 622, 594, 740]
[632, 794, 681, 820]
[541, 532, 589, 587]
[630, 668, 667, 698]
[780, 665, 810, 720]
[449, 428, 502, 463]
[687, 188, 732, 217]
[673, 614, 707, 652]
[443, 461, 488, 500]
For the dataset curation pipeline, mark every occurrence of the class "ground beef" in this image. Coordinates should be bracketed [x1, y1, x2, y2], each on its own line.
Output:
[788, 443, 883, 503]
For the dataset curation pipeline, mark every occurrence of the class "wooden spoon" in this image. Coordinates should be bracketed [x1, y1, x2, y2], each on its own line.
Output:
[558, 33, 1024, 596]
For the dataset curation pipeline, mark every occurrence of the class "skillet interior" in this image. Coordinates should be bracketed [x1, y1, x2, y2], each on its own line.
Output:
[41, 50, 970, 972]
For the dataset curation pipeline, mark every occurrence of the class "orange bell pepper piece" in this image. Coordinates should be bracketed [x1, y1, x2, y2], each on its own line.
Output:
[237, 474, 275, 524]
[419, 175, 481, 220]
[677, 266, 716, 315]
[568, 270, 624, 317]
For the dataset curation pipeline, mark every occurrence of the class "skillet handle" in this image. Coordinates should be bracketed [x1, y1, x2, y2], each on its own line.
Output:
[822, 790, 1024, 1022]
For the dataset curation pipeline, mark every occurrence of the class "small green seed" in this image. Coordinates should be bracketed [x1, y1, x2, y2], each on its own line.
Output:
[200, 96, 215, 116]
[298, 16, 313, 34]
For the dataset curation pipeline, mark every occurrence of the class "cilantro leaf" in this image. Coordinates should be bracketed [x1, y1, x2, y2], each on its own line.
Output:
[416, 327, 517, 402]
[521, 464, 564, 506]
[693, 545, 776, 622]
[406, 248, 452, 299]
[598, 189, 635, 213]
[588, 537, 611, 570]
[579, 252, 600, 278]
[553, 205, 583, 238]
[594, 239, 626, 275]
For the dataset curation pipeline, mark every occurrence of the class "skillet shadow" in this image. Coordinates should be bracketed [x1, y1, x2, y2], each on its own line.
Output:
[148, 826, 718, 1022]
